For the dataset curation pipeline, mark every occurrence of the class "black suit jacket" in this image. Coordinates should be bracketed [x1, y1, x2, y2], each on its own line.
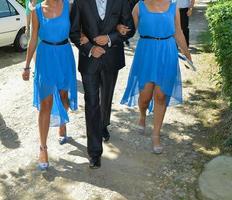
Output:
[70, 0, 135, 74]
[128, 0, 139, 11]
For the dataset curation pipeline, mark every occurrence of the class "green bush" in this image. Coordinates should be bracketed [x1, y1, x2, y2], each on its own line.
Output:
[16, 0, 26, 7]
[197, 30, 213, 53]
[206, 0, 232, 105]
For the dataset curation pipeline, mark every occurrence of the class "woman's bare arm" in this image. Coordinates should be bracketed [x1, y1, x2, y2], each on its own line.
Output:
[174, 8, 192, 61]
[132, 3, 139, 30]
[25, 10, 39, 68]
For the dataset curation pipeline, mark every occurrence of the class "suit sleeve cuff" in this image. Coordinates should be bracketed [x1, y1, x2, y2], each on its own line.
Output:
[107, 35, 112, 47]
[88, 46, 95, 58]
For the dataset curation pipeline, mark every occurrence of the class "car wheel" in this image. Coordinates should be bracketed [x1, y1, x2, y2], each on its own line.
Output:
[14, 28, 28, 52]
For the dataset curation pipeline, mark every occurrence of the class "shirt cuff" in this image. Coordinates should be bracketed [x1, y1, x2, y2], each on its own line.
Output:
[88, 46, 95, 58]
[107, 35, 111, 47]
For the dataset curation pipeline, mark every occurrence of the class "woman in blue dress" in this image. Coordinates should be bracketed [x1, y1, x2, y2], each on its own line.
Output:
[22, 0, 78, 170]
[120, 0, 192, 154]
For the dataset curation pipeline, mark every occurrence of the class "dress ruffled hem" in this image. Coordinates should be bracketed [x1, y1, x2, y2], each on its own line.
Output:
[33, 83, 77, 127]
[120, 80, 183, 112]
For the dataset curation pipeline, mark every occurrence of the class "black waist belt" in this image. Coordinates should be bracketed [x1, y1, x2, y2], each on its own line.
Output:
[42, 39, 69, 45]
[140, 35, 173, 40]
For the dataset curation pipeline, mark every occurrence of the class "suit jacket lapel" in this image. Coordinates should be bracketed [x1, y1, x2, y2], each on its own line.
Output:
[103, 0, 114, 25]
[89, 0, 101, 21]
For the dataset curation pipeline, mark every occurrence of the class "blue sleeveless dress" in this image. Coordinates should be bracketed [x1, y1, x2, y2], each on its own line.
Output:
[121, 0, 182, 111]
[34, 0, 77, 127]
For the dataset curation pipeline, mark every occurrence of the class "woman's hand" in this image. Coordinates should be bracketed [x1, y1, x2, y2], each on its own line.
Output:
[22, 68, 30, 81]
[187, 8, 193, 17]
[186, 53, 192, 63]
[80, 33, 89, 45]
[116, 24, 131, 36]
[188, 54, 192, 63]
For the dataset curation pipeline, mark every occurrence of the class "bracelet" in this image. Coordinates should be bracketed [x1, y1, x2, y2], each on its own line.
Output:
[23, 67, 31, 71]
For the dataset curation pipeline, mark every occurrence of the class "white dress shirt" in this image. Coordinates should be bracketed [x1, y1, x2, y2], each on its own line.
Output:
[96, 0, 107, 20]
[88, 0, 111, 57]
[176, 0, 191, 8]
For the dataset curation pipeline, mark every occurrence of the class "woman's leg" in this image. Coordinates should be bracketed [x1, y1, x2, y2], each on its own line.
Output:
[138, 83, 155, 127]
[152, 86, 167, 147]
[59, 90, 69, 136]
[38, 95, 53, 163]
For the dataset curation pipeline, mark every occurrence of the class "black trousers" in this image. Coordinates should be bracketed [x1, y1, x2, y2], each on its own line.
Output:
[81, 68, 118, 158]
[179, 8, 189, 47]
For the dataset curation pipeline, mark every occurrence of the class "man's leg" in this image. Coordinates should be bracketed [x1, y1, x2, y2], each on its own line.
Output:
[81, 72, 103, 161]
[100, 69, 119, 140]
[179, 8, 190, 47]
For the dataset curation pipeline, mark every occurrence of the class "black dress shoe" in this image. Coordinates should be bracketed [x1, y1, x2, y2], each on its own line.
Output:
[102, 127, 110, 142]
[89, 157, 101, 169]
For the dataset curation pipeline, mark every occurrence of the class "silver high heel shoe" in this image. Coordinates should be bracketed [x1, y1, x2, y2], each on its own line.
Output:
[135, 124, 145, 134]
[58, 133, 68, 145]
[38, 145, 49, 170]
[152, 135, 163, 154]
[136, 115, 146, 134]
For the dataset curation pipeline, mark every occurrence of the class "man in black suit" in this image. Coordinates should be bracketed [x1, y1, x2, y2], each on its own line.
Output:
[70, 0, 135, 169]
[128, 0, 139, 11]
[124, 0, 139, 46]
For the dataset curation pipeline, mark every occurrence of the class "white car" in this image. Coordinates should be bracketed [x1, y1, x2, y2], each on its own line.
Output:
[0, 0, 28, 51]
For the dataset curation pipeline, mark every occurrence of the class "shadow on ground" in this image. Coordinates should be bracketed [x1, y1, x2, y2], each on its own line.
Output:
[0, 113, 20, 149]
[0, 46, 26, 69]
[107, 78, 231, 199]
[2, 81, 227, 200]
[0, 135, 154, 200]
[178, 80, 231, 153]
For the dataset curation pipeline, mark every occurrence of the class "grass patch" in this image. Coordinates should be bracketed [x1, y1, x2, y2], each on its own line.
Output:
[209, 109, 232, 152]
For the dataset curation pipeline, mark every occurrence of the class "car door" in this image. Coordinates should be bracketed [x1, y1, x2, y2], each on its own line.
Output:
[0, 0, 21, 47]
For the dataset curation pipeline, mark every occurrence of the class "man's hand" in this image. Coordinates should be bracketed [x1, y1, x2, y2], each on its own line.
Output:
[91, 46, 106, 58]
[116, 24, 131, 36]
[94, 35, 109, 46]
[187, 8, 193, 16]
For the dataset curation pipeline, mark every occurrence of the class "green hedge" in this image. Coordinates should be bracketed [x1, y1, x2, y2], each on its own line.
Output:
[206, 0, 232, 105]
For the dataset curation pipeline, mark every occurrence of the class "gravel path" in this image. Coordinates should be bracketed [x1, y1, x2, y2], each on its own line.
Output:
[0, 1, 218, 199]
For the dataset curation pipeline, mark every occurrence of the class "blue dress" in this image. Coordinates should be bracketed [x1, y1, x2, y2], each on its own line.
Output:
[121, 0, 182, 111]
[34, 0, 77, 127]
